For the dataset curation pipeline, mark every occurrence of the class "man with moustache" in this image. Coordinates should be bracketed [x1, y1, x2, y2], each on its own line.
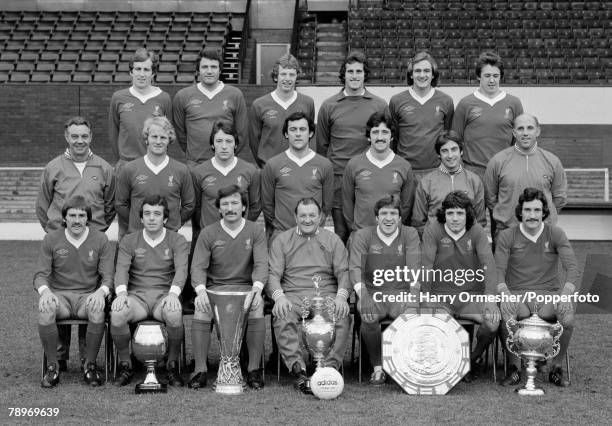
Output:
[35, 195, 114, 388]
[268, 198, 350, 393]
[411, 130, 486, 236]
[262, 112, 333, 241]
[389, 51, 454, 177]
[316, 51, 388, 243]
[250, 53, 315, 168]
[343, 111, 415, 233]
[496, 188, 576, 388]
[189, 185, 267, 390]
[484, 113, 566, 239]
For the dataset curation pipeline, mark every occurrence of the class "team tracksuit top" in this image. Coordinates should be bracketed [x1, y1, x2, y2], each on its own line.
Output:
[484, 145, 567, 229]
[389, 88, 454, 170]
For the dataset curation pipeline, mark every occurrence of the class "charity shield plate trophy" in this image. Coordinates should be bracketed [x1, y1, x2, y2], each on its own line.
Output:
[301, 275, 344, 399]
[506, 303, 563, 395]
[207, 284, 254, 394]
[132, 321, 168, 394]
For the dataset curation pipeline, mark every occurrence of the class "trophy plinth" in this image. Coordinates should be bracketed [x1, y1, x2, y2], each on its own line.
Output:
[207, 285, 254, 395]
[132, 322, 168, 394]
[507, 312, 563, 396]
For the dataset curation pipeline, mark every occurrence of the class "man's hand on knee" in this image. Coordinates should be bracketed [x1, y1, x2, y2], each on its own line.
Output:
[39, 289, 58, 313]
[161, 293, 182, 312]
[111, 293, 130, 312]
[484, 301, 501, 324]
[357, 289, 376, 323]
[250, 289, 263, 310]
[194, 291, 211, 313]
[500, 300, 519, 320]
[334, 294, 349, 319]
[272, 295, 292, 319]
[86, 288, 106, 313]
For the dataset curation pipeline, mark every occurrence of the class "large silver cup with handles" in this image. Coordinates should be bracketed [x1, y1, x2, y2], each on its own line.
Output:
[207, 285, 254, 394]
[132, 321, 168, 394]
[506, 310, 563, 396]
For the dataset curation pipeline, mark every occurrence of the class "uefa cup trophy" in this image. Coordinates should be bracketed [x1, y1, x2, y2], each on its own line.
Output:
[207, 285, 254, 394]
[506, 305, 563, 396]
[301, 275, 344, 399]
[132, 321, 168, 394]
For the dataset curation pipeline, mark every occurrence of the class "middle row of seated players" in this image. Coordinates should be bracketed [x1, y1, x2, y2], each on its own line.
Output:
[37, 185, 576, 392]
[37, 110, 567, 249]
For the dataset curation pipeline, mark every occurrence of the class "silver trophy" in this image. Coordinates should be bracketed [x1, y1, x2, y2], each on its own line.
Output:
[207, 285, 254, 394]
[132, 321, 168, 394]
[301, 275, 344, 399]
[506, 305, 563, 396]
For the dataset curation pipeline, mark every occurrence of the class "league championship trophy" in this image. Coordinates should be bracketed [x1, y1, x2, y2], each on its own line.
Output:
[207, 285, 254, 394]
[301, 275, 344, 399]
[506, 305, 563, 396]
[132, 321, 168, 394]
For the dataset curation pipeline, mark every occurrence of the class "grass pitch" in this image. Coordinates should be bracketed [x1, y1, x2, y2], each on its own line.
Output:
[0, 241, 611, 425]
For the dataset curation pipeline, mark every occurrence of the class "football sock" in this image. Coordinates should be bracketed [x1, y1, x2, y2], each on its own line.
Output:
[110, 324, 131, 367]
[84, 321, 105, 366]
[56, 324, 71, 361]
[472, 326, 497, 361]
[166, 325, 184, 364]
[246, 318, 265, 371]
[192, 319, 212, 373]
[360, 320, 383, 367]
[39, 323, 59, 367]
[553, 324, 573, 368]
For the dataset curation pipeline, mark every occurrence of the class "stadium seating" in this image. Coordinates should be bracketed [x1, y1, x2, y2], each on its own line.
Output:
[0, 10, 243, 84]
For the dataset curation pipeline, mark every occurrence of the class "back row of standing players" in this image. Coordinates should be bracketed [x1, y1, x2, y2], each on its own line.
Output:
[37, 47, 566, 247]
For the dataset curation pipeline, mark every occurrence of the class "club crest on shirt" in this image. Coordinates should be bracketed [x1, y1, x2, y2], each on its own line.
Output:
[358, 169, 372, 180]
[88, 250, 94, 261]
[223, 100, 229, 110]
[164, 248, 171, 259]
[466, 239, 472, 252]
[135, 247, 147, 257]
[237, 175, 243, 186]
[213, 240, 226, 248]
[136, 174, 148, 185]
[397, 244, 403, 254]
[188, 98, 202, 107]
[91, 175, 98, 180]
[245, 238, 252, 250]
[168, 175, 174, 187]
[56, 248, 69, 257]
[392, 172, 399, 183]
[264, 110, 279, 120]
[153, 105, 162, 116]
[119, 102, 134, 113]
[311, 168, 318, 180]
[434, 105, 444, 119]
[371, 244, 383, 254]
[544, 241, 553, 253]
[280, 166, 292, 176]
[505, 107, 512, 119]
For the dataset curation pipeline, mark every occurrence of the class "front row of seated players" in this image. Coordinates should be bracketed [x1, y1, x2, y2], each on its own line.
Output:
[111, 195, 190, 388]
[35, 195, 114, 388]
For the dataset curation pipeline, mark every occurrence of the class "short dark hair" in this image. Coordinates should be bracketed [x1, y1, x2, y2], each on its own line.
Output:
[283, 111, 315, 136]
[215, 184, 247, 216]
[374, 194, 401, 217]
[270, 53, 301, 82]
[129, 48, 158, 74]
[64, 116, 91, 132]
[198, 48, 223, 71]
[475, 51, 504, 79]
[407, 51, 439, 87]
[434, 130, 464, 155]
[365, 110, 397, 141]
[61, 195, 92, 226]
[209, 120, 239, 150]
[515, 187, 550, 222]
[294, 197, 321, 215]
[139, 194, 169, 220]
[436, 191, 476, 230]
[339, 51, 369, 85]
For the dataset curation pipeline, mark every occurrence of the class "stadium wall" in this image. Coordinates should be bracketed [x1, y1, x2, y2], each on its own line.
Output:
[0, 0, 247, 13]
[1, 84, 611, 170]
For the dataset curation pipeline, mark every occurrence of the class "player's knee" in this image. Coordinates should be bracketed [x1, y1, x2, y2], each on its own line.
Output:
[248, 303, 264, 319]
[481, 319, 499, 334]
[86, 307, 105, 323]
[110, 309, 130, 326]
[558, 312, 575, 329]
[38, 310, 56, 325]
[162, 309, 183, 327]
[193, 310, 212, 321]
